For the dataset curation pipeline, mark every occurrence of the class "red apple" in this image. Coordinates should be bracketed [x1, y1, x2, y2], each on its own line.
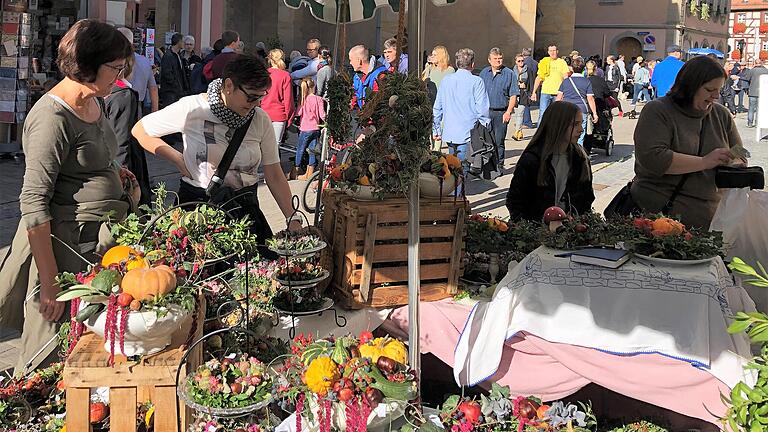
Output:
[458, 400, 482, 424]
[90, 401, 109, 424]
[359, 331, 374, 344]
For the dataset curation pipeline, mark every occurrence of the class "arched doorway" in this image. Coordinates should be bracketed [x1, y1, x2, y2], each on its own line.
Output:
[617, 37, 642, 60]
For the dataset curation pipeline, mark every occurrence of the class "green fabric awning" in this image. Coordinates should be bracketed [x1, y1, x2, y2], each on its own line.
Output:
[283, 0, 456, 24]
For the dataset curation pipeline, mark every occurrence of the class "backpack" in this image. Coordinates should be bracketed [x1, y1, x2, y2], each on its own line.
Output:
[353, 65, 387, 108]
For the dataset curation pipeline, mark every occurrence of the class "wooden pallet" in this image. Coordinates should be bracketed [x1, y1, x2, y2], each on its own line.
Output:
[63, 301, 203, 432]
[321, 189, 468, 309]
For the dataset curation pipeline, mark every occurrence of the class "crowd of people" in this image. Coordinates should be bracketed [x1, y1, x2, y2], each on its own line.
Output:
[0, 18, 754, 374]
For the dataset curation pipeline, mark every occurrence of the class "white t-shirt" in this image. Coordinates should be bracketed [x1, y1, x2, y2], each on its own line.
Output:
[141, 94, 280, 189]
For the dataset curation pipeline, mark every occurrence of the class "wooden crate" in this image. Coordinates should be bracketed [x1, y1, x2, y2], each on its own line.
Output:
[63, 303, 203, 432]
[321, 189, 468, 309]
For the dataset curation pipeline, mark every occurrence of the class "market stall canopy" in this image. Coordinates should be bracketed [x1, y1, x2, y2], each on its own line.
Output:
[283, 0, 455, 23]
[687, 47, 725, 59]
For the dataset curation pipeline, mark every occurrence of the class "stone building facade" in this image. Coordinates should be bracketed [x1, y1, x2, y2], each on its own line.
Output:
[101, 0, 538, 65]
[569, 0, 729, 62]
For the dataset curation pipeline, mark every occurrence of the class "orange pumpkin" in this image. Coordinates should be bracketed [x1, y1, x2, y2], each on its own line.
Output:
[650, 217, 685, 237]
[120, 265, 177, 301]
[101, 245, 148, 271]
[444, 154, 462, 170]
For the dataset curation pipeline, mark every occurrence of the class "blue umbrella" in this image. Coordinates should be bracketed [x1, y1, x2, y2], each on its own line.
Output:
[687, 47, 725, 59]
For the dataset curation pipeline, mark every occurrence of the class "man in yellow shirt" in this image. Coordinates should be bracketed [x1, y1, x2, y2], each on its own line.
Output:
[531, 45, 569, 118]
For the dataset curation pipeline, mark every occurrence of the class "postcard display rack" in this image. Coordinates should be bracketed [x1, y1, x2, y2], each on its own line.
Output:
[0, 5, 30, 155]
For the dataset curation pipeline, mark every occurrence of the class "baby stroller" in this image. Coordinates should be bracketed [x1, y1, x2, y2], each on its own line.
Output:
[584, 102, 615, 156]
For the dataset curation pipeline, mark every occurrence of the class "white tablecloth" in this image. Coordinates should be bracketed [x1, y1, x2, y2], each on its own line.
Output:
[454, 246, 757, 390]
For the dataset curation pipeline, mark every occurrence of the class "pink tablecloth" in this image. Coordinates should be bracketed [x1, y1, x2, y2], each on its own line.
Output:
[386, 300, 730, 425]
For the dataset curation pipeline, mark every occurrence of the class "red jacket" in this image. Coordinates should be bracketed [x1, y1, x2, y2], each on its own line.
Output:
[261, 68, 295, 123]
[203, 51, 238, 81]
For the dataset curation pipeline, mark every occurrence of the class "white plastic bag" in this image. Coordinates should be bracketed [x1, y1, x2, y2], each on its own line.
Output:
[710, 188, 768, 311]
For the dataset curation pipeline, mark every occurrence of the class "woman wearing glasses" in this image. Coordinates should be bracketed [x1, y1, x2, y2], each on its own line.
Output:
[0, 20, 135, 373]
[133, 55, 301, 239]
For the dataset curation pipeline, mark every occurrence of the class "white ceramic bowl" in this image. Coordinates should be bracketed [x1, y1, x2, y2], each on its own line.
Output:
[344, 185, 378, 201]
[83, 303, 191, 357]
[418, 173, 456, 198]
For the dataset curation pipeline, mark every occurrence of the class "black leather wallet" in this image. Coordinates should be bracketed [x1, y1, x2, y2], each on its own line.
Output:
[715, 166, 765, 190]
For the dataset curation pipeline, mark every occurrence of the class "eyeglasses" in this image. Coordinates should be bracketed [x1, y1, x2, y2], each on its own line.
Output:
[307, 48, 318, 52]
[102, 62, 126, 75]
[238, 85, 268, 103]
[516, 59, 524, 63]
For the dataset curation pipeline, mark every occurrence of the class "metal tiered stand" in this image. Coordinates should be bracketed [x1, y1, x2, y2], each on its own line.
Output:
[271, 196, 346, 339]
[173, 195, 345, 431]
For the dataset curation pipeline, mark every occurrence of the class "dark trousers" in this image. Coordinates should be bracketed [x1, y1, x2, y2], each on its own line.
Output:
[489, 109, 508, 164]
[736, 90, 745, 111]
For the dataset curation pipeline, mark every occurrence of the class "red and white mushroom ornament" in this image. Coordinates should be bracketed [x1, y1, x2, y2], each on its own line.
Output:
[542, 206, 568, 232]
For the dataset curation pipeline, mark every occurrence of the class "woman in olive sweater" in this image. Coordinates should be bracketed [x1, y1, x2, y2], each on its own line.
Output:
[0, 20, 135, 374]
[506, 101, 595, 221]
[631, 56, 746, 229]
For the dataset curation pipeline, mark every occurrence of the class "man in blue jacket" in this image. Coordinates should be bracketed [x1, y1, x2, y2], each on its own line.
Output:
[650, 45, 684, 98]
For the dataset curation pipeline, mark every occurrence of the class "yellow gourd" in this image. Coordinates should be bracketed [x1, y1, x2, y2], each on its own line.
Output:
[359, 337, 408, 365]
[304, 356, 339, 395]
[121, 265, 177, 301]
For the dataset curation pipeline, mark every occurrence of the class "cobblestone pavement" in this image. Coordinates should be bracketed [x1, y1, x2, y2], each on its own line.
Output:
[0, 106, 766, 372]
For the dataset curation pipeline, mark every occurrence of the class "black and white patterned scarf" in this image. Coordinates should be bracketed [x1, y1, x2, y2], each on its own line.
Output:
[207, 78, 254, 129]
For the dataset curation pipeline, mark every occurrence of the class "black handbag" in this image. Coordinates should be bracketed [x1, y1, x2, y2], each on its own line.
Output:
[204, 117, 275, 252]
[715, 165, 765, 190]
[605, 122, 706, 218]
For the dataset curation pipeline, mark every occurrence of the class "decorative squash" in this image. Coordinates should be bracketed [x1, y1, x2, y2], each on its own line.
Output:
[101, 245, 148, 271]
[444, 154, 462, 170]
[359, 337, 408, 365]
[304, 356, 339, 396]
[120, 265, 177, 301]
[650, 217, 685, 237]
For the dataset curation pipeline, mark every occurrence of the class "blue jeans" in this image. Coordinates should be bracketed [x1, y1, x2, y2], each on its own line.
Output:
[296, 129, 321, 167]
[522, 105, 535, 127]
[632, 83, 650, 106]
[579, 112, 588, 147]
[539, 93, 556, 119]
[447, 141, 470, 163]
[748, 96, 758, 126]
[489, 110, 508, 163]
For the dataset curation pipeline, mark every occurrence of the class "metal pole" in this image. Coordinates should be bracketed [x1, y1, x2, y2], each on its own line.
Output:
[406, 0, 425, 395]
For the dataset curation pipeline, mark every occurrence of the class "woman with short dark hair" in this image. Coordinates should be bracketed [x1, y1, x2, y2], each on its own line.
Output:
[133, 55, 302, 242]
[0, 19, 136, 374]
[632, 55, 746, 229]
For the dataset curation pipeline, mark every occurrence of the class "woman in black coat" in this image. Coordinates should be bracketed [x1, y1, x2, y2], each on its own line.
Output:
[105, 58, 151, 206]
[506, 101, 595, 221]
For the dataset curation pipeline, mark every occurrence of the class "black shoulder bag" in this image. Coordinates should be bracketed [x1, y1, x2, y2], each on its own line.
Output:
[604, 122, 706, 218]
[205, 118, 274, 248]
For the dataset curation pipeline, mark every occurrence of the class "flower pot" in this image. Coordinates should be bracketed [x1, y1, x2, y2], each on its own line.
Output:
[83, 303, 191, 356]
[418, 172, 456, 198]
